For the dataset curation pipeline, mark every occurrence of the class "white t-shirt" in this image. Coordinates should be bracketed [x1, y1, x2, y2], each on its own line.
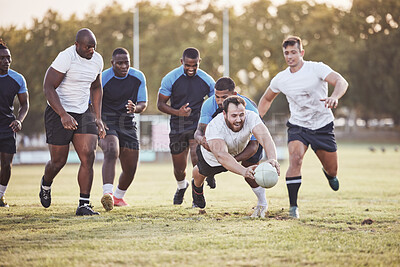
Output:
[201, 110, 263, 167]
[269, 61, 334, 130]
[51, 45, 104, 114]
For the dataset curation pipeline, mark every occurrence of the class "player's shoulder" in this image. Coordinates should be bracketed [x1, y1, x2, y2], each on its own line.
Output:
[305, 60, 329, 69]
[102, 67, 114, 84]
[92, 51, 104, 65]
[164, 65, 184, 79]
[196, 69, 215, 84]
[7, 69, 26, 85]
[128, 67, 146, 80]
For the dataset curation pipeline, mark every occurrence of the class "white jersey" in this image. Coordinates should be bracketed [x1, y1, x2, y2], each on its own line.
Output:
[269, 61, 334, 130]
[50, 45, 104, 114]
[201, 110, 263, 167]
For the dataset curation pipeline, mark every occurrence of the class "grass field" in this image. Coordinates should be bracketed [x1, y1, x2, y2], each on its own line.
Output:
[1, 143, 399, 266]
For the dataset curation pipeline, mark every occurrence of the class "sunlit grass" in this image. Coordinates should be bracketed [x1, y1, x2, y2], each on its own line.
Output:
[1, 143, 399, 266]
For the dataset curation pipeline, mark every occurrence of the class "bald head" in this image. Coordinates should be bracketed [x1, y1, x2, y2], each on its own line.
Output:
[76, 28, 96, 43]
[75, 28, 97, 60]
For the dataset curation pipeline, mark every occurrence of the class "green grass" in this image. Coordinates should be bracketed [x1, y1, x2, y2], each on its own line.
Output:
[1, 143, 400, 266]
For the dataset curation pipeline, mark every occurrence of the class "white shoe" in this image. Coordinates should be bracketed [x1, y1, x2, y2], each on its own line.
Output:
[289, 206, 300, 219]
[251, 205, 267, 218]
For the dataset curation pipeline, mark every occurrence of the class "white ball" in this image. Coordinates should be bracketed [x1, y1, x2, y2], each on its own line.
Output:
[254, 162, 278, 188]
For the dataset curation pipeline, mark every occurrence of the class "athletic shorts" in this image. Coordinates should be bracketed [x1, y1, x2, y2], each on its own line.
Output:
[169, 129, 195, 155]
[45, 105, 98, 145]
[0, 135, 16, 154]
[287, 121, 337, 152]
[195, 145, 228, 177]
[245, 144, 263, 164]
[105, 122, 139, 150]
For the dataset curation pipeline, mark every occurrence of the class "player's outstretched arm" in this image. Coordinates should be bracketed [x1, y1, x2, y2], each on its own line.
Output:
[252, 123, 280, 175]
[208, 139, 255, 179]
[321, 71, 349, 109]
[194, 123, 211, 151]
[258, 87, 279, 117]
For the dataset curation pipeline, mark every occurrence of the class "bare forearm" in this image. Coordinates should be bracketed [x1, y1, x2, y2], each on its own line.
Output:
[331, 79, 348, 100]
[134, 102, 147, 114]
[216, 152, 247, 176]
[91, 87, 103, 120]
[44, 88, 67, 116]
[157, 102, 179, 116]
[258, 97, 272, 117]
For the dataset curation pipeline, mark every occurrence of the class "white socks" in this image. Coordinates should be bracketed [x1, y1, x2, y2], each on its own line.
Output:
[102, 183, 114, 195]
[177, 180, 189, 189]
[0, 184, 7, 197]
[114, 187, 126, 199]
[252, 186, 267, 207]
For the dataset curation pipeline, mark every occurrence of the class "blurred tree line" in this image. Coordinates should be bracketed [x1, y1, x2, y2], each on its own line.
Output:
[0, 0, 399, 136]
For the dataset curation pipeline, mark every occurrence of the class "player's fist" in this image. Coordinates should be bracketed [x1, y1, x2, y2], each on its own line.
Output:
[178, 103, 192, 117]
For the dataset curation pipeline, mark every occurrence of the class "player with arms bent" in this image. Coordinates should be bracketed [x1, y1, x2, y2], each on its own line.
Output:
[99, 47, 147, 211]
[192, 95, 280, 217]
[0, 39, 29, 207]
[157, 47, 215, 206]
[194, 77, 268, 217]
[258, 36, 348, 218]
[39, 28, 106, 216]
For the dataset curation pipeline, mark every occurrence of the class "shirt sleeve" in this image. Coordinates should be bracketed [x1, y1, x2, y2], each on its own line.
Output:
[269, 75, 281, 93]
[18, 75, 28, 94]
[51, 50, 71, 74]
[137, 71, 148, 102]
[159, 74, 173, 97]
[314, 62, 333, 80]
[198, 98, 215, 124]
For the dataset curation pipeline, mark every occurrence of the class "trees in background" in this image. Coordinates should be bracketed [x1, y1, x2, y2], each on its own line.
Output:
[0, 0, 398, 135]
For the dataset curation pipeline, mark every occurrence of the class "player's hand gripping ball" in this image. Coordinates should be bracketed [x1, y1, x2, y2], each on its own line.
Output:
[254, 162, 279, 188]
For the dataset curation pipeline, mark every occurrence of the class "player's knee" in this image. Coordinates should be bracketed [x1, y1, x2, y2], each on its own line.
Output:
[50, 159, 67, 171]
[103, 148, 118, 161]
[1, 162, 11, 171]
[290, 153, 303, 168]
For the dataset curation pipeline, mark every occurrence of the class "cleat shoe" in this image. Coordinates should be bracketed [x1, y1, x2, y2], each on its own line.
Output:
[39, 178, 51, 208]
[206, 175, 216, 189]
[76, 203, 100, 216]
[323, 169, 339, 191]
[0, 196, 9, 207]
[251, 205, 267, 218]
[113, 195, 129, 207]
[101, 193, 114, 211]
[191, 180, 206, 209]
[173, 182, 188, 205]
[289, 206, 300, 219]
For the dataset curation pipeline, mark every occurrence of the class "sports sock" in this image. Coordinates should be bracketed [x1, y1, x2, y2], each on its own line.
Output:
[79, 193, 90, 206]
[114, 187, 126, 199]
[177, 179, 188, 189]
[286, 176, 302, 207]
[0, 184, 7, 197]
[252, 186, 267, 206]
[102, 183, 114, 195]
[192, 179, 203, 194]
[41, 176, 52, 189]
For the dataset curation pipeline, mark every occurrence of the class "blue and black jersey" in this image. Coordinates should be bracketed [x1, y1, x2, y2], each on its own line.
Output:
[159, 65, 215, 134]
[0, 69, 27, 137]
[102, 67, 147, 128]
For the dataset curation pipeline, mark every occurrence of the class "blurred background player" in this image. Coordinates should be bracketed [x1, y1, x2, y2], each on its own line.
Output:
[194, 77, 268, 217]
[0, 39, 29, 207]
[99, 47, 147, 211]
[39, 28, 105, 216]
[157, 47, 215, 205]
[258, 36, 348, 218]
[192, 95, 280, 218]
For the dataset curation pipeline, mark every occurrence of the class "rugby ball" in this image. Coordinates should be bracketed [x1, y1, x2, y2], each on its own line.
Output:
[254, 162, 278, 188]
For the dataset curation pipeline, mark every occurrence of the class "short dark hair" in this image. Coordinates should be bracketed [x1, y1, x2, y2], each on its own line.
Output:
[112, 47, 129, 57]
[282, 36, 303, 51]
[0, 39, 8, 50]
[215, 77, 236, 92]
[223, 95, 246, 113]
[182, 47, 200, 59]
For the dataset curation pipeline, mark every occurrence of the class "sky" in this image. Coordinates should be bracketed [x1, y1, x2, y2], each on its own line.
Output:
[0, 0, 353, 29]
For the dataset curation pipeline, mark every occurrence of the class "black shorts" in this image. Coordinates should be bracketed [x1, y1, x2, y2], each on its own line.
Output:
[169, 129, 195, 155]
[245, 144, 263, 164]
[287, 121, 337, 152]
[0, 134, 16, 154]
[196, 145, 228, 177]
[105, 122, 139, 150]
[45, 105, 98, 145]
